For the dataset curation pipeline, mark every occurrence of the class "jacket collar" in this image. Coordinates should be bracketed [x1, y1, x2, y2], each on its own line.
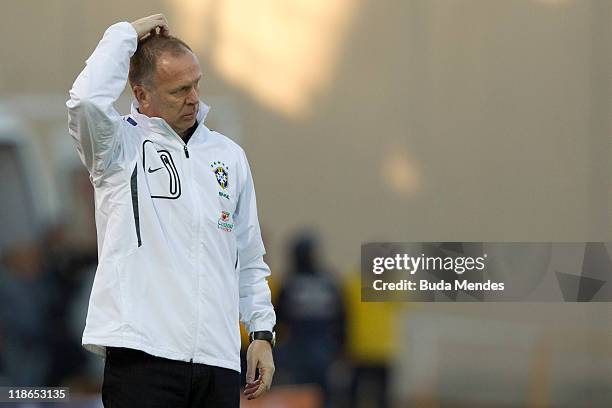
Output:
[129, 100, 210, 141]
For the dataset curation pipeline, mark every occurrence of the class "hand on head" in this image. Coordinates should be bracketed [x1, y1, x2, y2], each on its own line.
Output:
[131, 14, 170, 41]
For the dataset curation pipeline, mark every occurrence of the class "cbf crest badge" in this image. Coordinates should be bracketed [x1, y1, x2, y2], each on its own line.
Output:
[210, 161, 229, 189]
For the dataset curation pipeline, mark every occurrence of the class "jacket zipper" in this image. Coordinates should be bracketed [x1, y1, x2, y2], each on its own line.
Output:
[171, 125, 199, 362]
[190, 149, 202, 362]
[160, 120, 200, 361]
[160, 121, 191, 158]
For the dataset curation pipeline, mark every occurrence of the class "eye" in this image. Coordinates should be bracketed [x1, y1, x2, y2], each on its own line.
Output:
[171, 87, 189, 95]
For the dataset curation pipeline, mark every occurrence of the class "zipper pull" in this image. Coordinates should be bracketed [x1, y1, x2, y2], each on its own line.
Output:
[184, 145, 190, 158]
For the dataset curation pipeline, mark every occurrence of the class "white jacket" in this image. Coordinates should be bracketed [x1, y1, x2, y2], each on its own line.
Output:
[66, 22, 275, 372]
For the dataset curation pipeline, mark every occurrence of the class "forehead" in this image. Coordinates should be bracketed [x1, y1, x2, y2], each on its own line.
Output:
[154, 51, 201, 85]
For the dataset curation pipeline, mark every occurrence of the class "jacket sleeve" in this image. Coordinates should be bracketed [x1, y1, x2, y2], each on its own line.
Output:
[66, 22, 138, 176]
[235, 149, 276, 334]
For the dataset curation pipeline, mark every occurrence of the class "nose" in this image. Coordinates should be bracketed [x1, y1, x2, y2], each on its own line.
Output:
[186, 86, 198, 105]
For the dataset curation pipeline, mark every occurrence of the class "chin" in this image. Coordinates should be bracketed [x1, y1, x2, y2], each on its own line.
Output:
[177, 118, 196, 134]
[177, 118, 195, 128]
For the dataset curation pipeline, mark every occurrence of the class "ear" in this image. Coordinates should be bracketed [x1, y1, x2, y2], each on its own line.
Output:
[132, 84, 150, 109]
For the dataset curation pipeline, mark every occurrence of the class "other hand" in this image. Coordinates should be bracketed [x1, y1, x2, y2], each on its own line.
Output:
[244, 340, 275, 400]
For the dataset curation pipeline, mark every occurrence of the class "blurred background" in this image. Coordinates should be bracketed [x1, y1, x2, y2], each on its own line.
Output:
[0, 0, 611, 407]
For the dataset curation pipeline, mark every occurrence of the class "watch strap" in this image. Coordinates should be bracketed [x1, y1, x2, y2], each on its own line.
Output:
[249, 331, 275, 347]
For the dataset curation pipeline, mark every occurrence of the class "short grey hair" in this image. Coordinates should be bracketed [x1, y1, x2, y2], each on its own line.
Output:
[128, 34, 193, 87]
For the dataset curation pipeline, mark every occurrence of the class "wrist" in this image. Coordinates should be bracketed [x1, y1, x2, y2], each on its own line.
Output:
[249, 330, 276, 348]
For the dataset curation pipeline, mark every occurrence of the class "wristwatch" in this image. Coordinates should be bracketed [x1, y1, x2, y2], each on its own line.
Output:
[249, 331, 276, 348]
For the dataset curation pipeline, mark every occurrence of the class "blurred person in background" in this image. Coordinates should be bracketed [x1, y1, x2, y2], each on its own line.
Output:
[343, 268, 405, 408]
[0, 226, 98, 390]
[275, 231, 346, 407]
[0, 243, 52, 386]
[41, 223, 97, 387]
[66, 14, 275, 407]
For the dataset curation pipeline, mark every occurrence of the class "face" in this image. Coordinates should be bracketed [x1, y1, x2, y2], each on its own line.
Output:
[135, 51, 202, 137]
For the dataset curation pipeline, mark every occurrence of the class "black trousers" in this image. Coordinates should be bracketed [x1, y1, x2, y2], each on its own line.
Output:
[102, 347, 240, 408]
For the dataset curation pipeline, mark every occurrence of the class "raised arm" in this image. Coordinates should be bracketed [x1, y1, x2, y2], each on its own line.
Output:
[66, 14, 168, 176]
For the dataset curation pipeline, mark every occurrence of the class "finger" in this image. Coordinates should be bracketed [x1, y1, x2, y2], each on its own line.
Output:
[261, 369, 274, 394]
[152, 25, 166, 36]
[244, 384, 260, 396]
[249, 369, 272, 399]
[248, 383, 268, 400]
[245, 357, 257, 384]
[244, 387, 257, 396]
[244, 378, 261, 390]
[160, 20, 170, 36]
[244, 379, 261, 392]
[244, 382, 262, 397]
[261, 367, 274, 389]
[244, 385, 259, 394]
[151, 15, 168, 34]
[245, 390, 258, 398]
[245, 378, 262, 387]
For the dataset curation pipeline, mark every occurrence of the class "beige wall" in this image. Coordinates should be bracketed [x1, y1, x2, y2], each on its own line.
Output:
[1, 0, 610, 273]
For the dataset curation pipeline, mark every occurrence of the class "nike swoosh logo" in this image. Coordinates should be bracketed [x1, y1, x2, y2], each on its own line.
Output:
[148, 166, 164, 173]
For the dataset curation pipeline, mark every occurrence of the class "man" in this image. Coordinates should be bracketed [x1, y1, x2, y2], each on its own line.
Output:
[66, 14, 276, 407]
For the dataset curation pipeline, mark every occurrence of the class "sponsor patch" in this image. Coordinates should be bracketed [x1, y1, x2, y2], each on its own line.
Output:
[218, 211, 234, 232]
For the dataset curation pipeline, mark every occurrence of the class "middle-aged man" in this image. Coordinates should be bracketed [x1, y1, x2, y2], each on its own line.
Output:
[66, 14, 276, 407]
